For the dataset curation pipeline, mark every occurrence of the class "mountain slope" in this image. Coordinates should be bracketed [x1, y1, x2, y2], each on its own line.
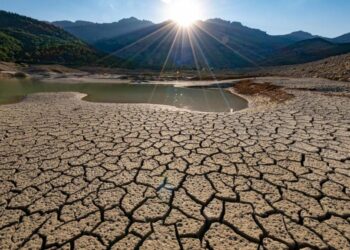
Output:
[261, 38, 350, 66]
[3, 11, 349, 69]
[0, 31, 22, 61]
[333, 33, 350, 43]
[55, 16, 350, 69]
[94, 21, 264, 69]
[93, 19, 298, 69]
[258, 52, 350, 81]
[53, 18, 153, 43]
[93, 19, 350, 69]
[0, 10, 122, 66]
[197, 19, 291, 57]
[276, 31, 316, 43]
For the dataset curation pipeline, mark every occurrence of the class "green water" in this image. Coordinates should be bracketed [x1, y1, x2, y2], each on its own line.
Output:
[0, 79, 248, 112]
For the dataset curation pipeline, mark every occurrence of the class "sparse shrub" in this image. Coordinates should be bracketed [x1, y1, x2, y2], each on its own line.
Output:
[14, 72, 27, 78]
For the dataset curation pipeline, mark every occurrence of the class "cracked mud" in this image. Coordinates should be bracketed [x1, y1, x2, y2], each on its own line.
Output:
[0, 82, 350, 249]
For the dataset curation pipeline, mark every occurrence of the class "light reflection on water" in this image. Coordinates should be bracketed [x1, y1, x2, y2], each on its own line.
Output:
[0, 79, 248, 112]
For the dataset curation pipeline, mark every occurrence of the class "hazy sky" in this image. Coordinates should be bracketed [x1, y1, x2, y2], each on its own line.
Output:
[1, 0, 349, 37]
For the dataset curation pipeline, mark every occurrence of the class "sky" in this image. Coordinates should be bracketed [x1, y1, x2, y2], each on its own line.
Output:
[0, 0, 349, 37]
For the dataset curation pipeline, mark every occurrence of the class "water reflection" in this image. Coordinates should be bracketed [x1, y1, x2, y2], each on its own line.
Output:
[0, 79, 248, 112]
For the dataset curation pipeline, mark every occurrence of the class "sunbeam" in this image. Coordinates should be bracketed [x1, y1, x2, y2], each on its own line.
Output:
[187, 29, 202, 79]
[160, 27, 182, 75]
[194, 22, 261, 68]
[189, 27, 233, 109]
[118, 24, 178, 68]
[202, 20, 268, 61]
[97, 22, 174, 63]
[186, 28, 212, 110]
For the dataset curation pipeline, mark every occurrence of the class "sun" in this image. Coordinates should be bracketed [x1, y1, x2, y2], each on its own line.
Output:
[165, 0, 203, 27]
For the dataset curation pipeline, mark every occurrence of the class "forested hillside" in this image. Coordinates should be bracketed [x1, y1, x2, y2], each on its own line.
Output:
[0, 10, 123, 66]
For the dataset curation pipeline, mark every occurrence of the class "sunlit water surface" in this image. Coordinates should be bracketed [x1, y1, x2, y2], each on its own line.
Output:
[0, 79, 248, 112]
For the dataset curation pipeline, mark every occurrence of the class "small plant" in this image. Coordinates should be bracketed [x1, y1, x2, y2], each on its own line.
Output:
[14, 71, 27, 78]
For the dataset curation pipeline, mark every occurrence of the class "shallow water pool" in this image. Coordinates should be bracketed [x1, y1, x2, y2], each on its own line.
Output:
[0, 79, 248, 112]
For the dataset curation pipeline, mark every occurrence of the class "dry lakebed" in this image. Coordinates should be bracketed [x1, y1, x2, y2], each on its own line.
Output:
[0, 77, 349, 249]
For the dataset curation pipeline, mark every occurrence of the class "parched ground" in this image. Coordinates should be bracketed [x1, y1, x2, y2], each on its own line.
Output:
[0, 79, 350, 249]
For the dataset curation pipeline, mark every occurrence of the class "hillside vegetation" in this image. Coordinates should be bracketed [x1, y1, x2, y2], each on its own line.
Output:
[0, 11, 123, 66]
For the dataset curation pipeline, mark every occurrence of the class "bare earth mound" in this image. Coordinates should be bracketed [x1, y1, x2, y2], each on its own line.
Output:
[233, 80, 294, 103]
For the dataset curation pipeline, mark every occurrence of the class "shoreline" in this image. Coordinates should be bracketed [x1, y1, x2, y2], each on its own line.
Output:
[1, 74, 349, 113]
[0, 77, 250, 113]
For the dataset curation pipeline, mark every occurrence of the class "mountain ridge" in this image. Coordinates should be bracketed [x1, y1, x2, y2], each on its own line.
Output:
[1, 10, 349, 69]
[54, 17, 350, 42]
[276, 31, 317, 43]
[53, 18, 154, 43]
[91, 19, 350, 69]
[333, 32, 350, 43]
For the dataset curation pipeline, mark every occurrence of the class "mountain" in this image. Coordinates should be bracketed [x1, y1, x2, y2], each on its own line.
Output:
[93, 19, 350, 69]
[0, 10, 124, 66]
[2, 10, 350, 69]
[277, 31, 316, 42]
[198, 19, 292, 56]
[53, 18, 153, 43]
[53, 16, 350, 69]
[94, 21, 254, 69]
[333, 33, 350, 43]
[93, 19, 300, 69]
[262, 38, 350, 66]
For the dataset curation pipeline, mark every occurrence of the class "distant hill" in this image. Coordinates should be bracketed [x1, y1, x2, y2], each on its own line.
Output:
[53, 18, 153, 43]
[0, 10, 124, 66]
[276, 31, 317, 42]
[333, 33, 350, 43]
[261, 38, 350, 66]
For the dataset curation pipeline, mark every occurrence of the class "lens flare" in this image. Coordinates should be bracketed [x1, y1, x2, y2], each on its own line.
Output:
[165, 0, 203, 27]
